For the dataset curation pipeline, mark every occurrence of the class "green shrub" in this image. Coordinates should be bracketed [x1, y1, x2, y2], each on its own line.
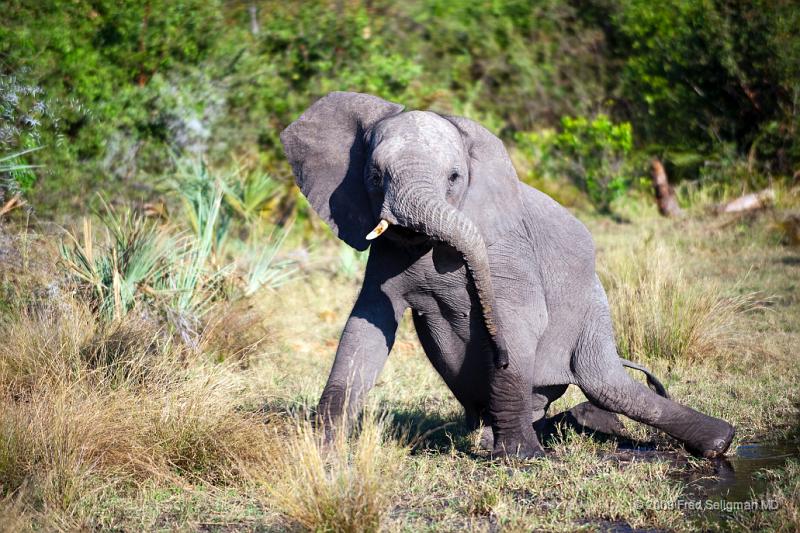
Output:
[0, 72, 53, 205]
[0, 147, 41, 210]
[3, 0, 799, 215]
[554, 115, 633, 213]
[516, 115, 634, 212]
[610, 0, 800, 175]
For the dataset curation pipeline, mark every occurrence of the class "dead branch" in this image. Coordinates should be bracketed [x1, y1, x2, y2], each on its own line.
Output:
[0, 195, 25, 218]
[650, 158, 682, 217]
[717, 189, 775, 214]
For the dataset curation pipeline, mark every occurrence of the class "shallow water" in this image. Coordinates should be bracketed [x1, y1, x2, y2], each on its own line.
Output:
[541, 436, 800, 532]
[702, 442, 799, 499]
[686, 440, 800, 527]
[588, 439, 800, 531]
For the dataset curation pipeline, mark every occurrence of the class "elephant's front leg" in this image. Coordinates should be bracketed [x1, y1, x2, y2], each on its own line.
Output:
[489, 364, 545, 458]
[318, 289, 403, 434]
[484, 296, 547, 458]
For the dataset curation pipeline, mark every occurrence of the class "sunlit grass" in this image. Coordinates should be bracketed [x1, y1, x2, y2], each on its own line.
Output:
[0, 192, 798, 530]
[0, 295, 278, 528]
[599, 239, 766, 365]
[268, 410, 407, 533]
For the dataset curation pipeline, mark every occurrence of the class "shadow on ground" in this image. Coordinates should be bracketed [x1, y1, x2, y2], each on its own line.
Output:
[385, 406, 474, 452]
[386, 401, 659, 456]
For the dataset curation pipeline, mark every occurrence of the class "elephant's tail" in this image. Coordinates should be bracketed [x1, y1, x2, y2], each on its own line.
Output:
[620, 358, 670, 399]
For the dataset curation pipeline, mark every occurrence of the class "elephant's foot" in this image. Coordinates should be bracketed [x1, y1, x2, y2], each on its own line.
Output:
[490, 426, 545, 459]
[679, 418, 735, 459]
[478, 425, 546, 457]
[491, 438, 546, 459]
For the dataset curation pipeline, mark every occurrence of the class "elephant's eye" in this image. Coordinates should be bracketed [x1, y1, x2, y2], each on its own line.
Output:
[369, 169, 383, 188]
[449, 171, 460, 183]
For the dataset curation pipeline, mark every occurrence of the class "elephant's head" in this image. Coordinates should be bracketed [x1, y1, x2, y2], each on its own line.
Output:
[280, 92, 524, 368]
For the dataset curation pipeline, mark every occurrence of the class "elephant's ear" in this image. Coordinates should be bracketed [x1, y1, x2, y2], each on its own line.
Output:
[443, 115, 524, 245]
[281, 92, 404, 250]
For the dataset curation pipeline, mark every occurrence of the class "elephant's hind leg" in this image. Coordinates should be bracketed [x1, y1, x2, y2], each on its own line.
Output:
[571, 291, 734, 458]
[537, 401, 628, 444]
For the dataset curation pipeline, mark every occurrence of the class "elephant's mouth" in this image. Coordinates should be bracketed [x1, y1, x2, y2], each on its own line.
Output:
[385, 225, 431, 246]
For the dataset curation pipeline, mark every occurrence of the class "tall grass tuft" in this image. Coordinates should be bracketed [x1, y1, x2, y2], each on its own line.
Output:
[240, 225, 296, 296]
[60, 161, 295, 346]
[599, 241, 765, 364]
[270, 411, 406, 533]
[162, 179, 228, 333]
[0, 295, 278, 526]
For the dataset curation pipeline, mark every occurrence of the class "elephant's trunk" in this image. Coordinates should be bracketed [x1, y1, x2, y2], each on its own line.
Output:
[389, 187, 510, 369]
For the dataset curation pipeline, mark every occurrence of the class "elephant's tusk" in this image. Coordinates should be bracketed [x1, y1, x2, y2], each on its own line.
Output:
[365, 219, 390, 240]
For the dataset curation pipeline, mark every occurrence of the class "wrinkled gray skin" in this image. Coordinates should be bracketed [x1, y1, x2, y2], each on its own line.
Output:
[281, 92, 735, 459]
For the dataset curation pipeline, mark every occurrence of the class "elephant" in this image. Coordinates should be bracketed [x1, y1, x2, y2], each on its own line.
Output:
[280, 91, 735, 459]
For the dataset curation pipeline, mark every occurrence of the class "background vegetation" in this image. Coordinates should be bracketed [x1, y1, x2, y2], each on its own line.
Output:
[1, 1, 799, 531]
[1, 0, 798, 215]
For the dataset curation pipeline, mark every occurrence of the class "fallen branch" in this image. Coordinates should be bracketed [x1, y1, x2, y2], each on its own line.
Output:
[0, 195, 25, 218]
[717, 189, 775, 214]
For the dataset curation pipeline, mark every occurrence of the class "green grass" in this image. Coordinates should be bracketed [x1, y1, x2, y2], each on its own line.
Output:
[0, 196, 798, 531]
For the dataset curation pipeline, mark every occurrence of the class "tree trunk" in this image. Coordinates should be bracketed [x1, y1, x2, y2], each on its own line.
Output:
[248, 3, 260, 36]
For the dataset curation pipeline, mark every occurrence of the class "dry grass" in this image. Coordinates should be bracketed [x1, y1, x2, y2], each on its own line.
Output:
[771, 460, 800, 530]
[269, 410, 407, 533]
[0, 293, 278, 529]
[1, 193, 799, 530]
[599, 240, 766, 364]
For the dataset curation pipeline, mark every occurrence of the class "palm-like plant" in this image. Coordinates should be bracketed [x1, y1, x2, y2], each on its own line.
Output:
[59, 199, 173, 320]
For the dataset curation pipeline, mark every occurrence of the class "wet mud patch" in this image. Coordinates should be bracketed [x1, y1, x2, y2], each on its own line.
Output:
[576, 518, 668, 533]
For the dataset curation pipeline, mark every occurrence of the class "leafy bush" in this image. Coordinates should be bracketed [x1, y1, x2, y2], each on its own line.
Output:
[554, 115, 633, 213]
[2, 0, 799, 214]
[609, 0, 800, 174]
[0, 73, 49, 206]
[515, 115, 634, 212]
[0, 147, 40, 216]
[0, 0, 228, 205]
[0, 0, 614, 212]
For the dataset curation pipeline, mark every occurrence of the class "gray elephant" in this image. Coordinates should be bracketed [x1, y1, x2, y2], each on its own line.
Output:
[280, 92, 734, 459]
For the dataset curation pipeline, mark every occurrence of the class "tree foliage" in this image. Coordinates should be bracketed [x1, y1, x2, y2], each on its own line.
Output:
[0, 0, 797, 212]
[609, 0, 800, 173]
